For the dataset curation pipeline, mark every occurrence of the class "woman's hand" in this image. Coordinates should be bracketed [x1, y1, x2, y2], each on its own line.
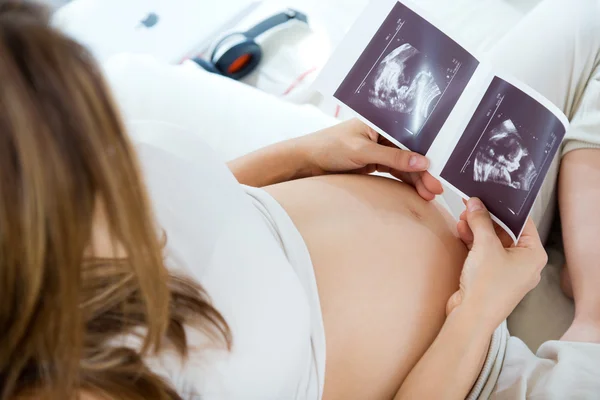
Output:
[297, 119, 443, 200]
[446, 198, 548, 330]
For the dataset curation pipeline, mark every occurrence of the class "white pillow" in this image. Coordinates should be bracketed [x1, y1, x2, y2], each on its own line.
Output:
[103, 53, 338, 161]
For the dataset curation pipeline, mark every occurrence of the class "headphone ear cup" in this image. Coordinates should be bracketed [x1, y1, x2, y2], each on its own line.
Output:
[212, 40, 262, 80]
[192, 57, 222, 75]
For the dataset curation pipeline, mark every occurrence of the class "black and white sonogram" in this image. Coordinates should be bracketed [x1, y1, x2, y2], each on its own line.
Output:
[473, 119, 538, 191]
[334, 1, 479, 154]
[367, 43, 441, 128]
[442, 77, 566, 237]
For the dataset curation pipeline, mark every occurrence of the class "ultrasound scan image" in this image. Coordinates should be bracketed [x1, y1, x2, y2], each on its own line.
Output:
[333, 1, 479, 154]
[367, 43, 441, 135]
[472, 119, 538, 191]
[441, 76, 566, 238]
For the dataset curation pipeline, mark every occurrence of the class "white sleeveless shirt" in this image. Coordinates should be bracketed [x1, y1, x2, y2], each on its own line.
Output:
[103, 54, 327, 399]
[128, 121, 325, 399]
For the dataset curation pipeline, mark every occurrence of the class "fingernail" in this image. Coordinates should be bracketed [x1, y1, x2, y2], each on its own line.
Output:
[467, 198, 484, 212]
[409, 155, 428, 169]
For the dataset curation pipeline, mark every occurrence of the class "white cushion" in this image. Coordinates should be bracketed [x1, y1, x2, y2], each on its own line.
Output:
[103, 54, 338, 162]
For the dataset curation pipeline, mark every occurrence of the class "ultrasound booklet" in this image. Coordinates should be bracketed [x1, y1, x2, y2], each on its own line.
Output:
[314, 0, 569, 241]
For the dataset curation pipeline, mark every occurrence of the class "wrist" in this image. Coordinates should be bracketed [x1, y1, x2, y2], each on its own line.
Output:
[449, 300, 501, 337]
[228, 136, 317, 187]
[285, 134, 324, 179]
[277, 137, 318, 180]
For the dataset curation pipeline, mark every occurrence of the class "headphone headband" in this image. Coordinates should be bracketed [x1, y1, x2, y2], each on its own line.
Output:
[196, 8, 309, 80]
[244, 8, 308, 39]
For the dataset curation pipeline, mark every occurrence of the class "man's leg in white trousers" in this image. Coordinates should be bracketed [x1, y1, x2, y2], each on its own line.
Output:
[485, 0, 600, 342]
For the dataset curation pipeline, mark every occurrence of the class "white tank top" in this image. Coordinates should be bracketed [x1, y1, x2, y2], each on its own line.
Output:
[127, 122, 325, 399]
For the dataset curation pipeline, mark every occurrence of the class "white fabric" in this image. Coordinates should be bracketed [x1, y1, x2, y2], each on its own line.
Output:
[103, 53, 338, 162]
[494, 338, 600, 399]
[123, 122, 325, 399]
[52, 0, 257, 64]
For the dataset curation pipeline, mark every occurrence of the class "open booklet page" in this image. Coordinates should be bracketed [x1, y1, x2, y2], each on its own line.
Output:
[314, 0, 569, 241]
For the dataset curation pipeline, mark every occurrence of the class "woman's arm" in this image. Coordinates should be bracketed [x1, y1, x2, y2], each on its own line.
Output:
[227, 138, 314, 187]
[396, 198, 547, 400]
[394, 304, 493, 399]
[228, 119, 443, 199]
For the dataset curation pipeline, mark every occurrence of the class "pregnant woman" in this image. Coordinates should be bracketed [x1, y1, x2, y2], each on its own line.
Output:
[0, 2, 544, 400]
[1, 0, 596, 400]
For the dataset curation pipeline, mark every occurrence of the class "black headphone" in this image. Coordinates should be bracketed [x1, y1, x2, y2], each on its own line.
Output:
[193, 9, 308, 80]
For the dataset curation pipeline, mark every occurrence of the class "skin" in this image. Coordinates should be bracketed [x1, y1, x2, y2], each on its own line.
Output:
[265, 175, 466, 399]
[559, 148, 600, 343]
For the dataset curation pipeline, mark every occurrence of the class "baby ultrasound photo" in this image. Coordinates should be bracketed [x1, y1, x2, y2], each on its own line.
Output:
[367, 42, 442, 136]
[442, 77, 566, 238]
[334, 1, 479, 154]
[473, 119, 538, 191]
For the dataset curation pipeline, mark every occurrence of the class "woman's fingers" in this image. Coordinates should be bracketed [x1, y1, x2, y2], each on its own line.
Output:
[373, 134, 444, 196]
[358, 134, 444, 200]
[389, 170, 442, 198]
[389, 170, 436, 201]
[505, 218, 547, 289]
[457, 219, 474, 249]
[465, 198, 502, 248]
[421, 171, 443, 194]
[459, 199, 513, 248]
[514, 218, 544, 251]
[495, 225, 515, 248]
[414, 174, 436, 201]
[509, 218, 548, 271]
[362, 141, 429, 172]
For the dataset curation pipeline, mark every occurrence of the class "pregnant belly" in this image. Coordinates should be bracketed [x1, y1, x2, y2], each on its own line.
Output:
[264, 174, 467, 400]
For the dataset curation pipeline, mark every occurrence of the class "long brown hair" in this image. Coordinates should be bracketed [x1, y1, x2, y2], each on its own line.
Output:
[0, 2, 231, 399]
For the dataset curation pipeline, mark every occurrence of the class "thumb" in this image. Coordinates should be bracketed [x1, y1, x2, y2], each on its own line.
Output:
[466, 198, 501, 247]
[361, 141, 429, 172]
[513, 217, 543, 251]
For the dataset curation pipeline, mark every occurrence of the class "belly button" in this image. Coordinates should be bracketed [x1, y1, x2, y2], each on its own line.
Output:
[408, 206, 424, 221]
